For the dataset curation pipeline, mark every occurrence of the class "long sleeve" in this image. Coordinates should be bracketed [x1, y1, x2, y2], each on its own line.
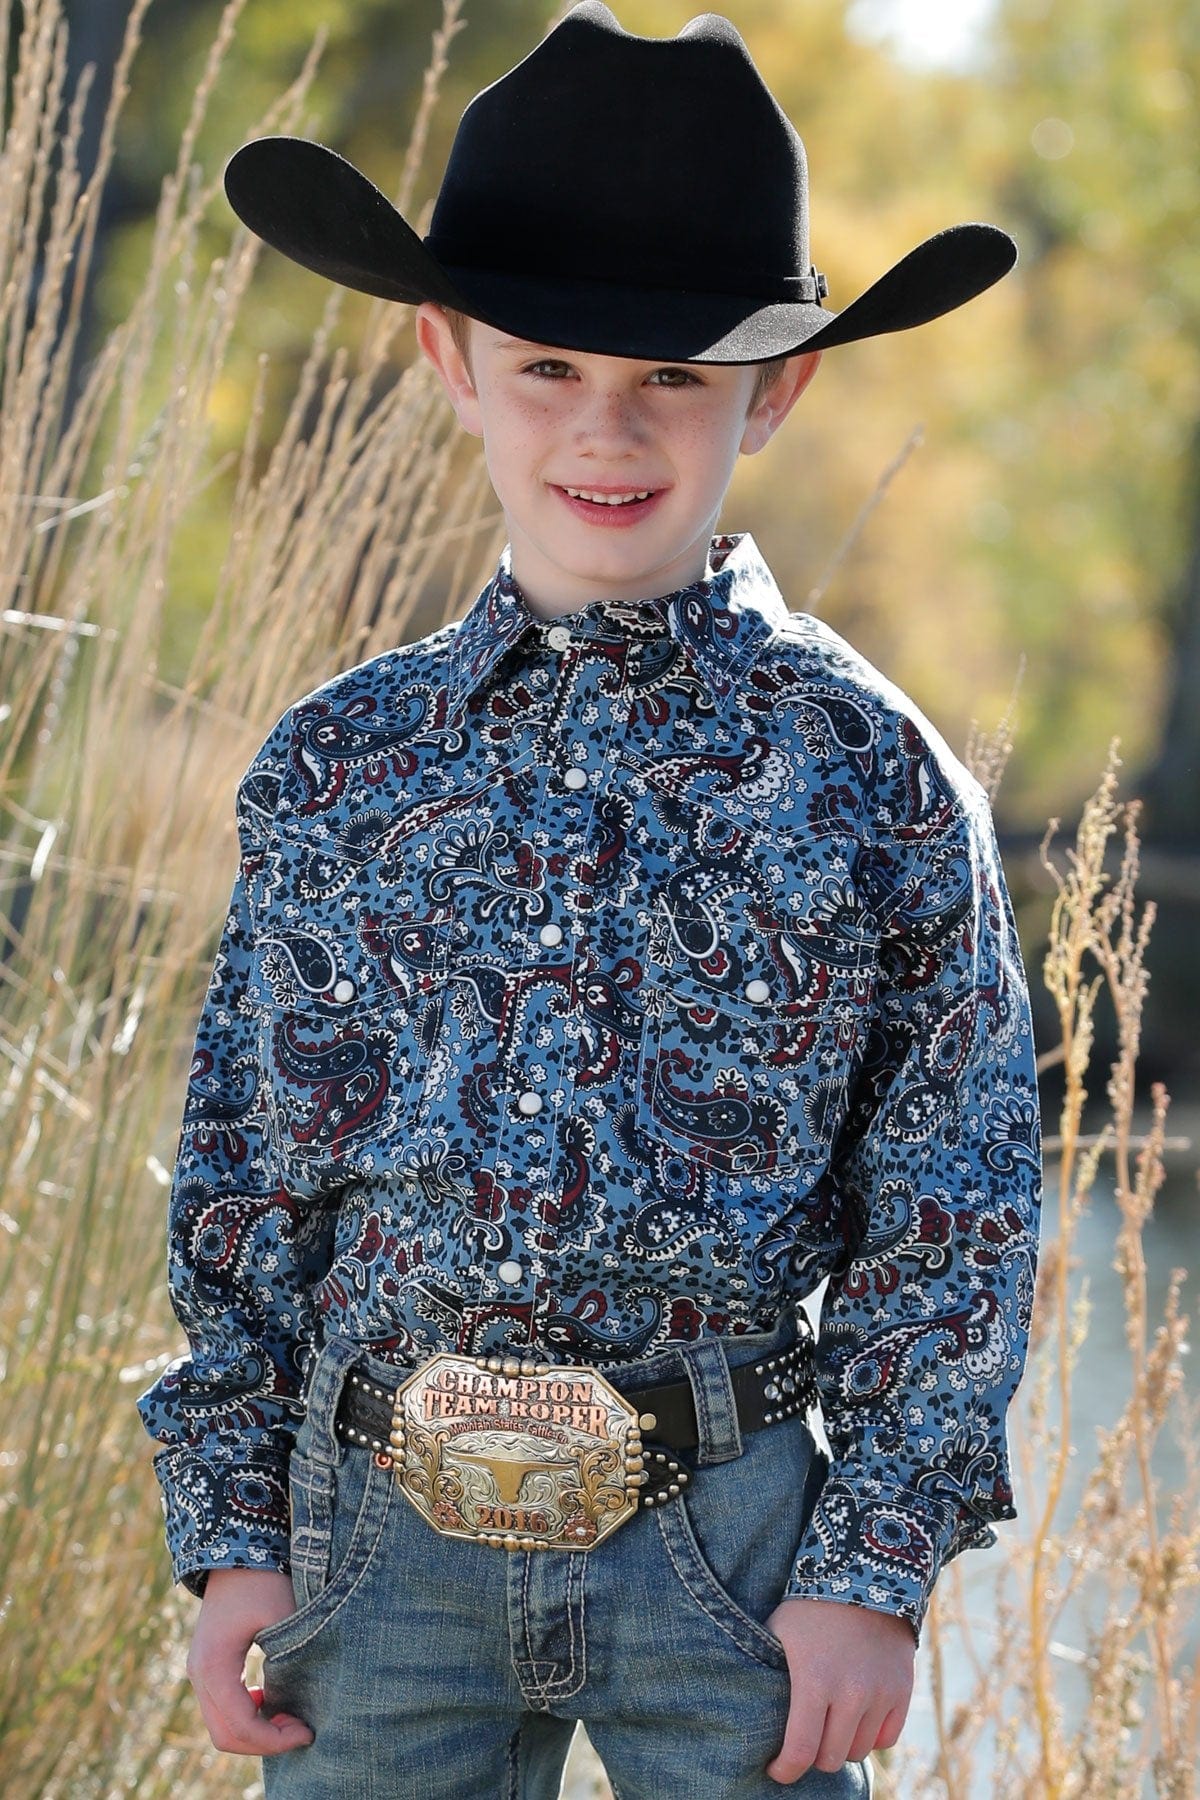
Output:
[785, 774, 1042, 1640]
[137, 721, 337, 1596]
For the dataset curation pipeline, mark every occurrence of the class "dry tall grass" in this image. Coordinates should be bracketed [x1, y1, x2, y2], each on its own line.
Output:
[1, 2, 498, 1792]
[0, 4, 1194, 1796]
[873, 748, 1199, 1799]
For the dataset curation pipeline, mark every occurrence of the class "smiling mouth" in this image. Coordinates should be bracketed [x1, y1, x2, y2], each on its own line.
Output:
[559, 486, 657, 506]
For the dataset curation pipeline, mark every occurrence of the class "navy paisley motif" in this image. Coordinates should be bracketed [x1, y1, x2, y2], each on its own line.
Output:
[428, 820, 547, 927]
[239, 763, 282, 822]
[268, 1012, 393, 1156]
[643, 1040, 791, 1173]
[544, 1114, 604, 1249]
[541, 1288, 666, 1360]
[576, 952, 645, 1055]
[293, 693, 429, 813]
[359, 908, 450, 998]
[984, 1093, 1041, 1172]
[184, 1044, 259, 1135]
[797, 690, 876, 761]
[257, 930, 346, 1006]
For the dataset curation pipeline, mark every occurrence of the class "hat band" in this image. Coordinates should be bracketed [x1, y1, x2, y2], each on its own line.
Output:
[426, 238, 829, 308]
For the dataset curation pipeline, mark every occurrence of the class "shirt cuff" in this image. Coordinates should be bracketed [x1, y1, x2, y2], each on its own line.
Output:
[151, 1442, 292, 1598]
[786, 1472, 994, 1641]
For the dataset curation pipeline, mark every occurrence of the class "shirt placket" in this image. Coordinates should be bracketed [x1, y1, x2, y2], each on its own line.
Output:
[473, 618, 635, 1347]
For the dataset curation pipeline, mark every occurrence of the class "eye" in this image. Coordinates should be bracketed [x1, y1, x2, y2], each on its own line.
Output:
[523, 359, 574, 379]
[648, 367, 703, 387]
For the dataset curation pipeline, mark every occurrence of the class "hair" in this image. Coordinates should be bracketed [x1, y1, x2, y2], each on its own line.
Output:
[438, 306, 791, 414]
[443, 305, 476, 379]
[747, 353, 791, 410]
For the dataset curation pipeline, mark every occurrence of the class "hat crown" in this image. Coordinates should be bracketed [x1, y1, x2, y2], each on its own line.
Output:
[427, 2, 811, 303]
[223, 3, 1016, 363]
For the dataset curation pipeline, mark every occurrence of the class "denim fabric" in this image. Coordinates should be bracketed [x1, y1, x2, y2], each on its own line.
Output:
[258, 1316, 873, 1799]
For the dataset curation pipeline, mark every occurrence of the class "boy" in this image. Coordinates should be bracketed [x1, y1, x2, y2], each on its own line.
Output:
[138, 6, 1042, 1796]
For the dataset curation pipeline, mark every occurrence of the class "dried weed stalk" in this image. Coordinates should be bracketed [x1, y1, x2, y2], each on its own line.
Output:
[878, 747, 1198, 1798]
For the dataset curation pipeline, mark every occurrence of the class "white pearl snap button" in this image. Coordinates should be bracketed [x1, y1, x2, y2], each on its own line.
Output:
[563, 767, 588, 790]
[539, 923, 564, 946]
[517, 1090, 543, 1115]
[332, 979, 356, 1003]
[497, 1260, 523, 1284]
[546, 625, 571, 650]
[744, 978, 772, 1003]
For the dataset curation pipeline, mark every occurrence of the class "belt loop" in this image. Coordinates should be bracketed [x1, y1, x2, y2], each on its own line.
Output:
[684, 1337, 743, 1466]
[297, 1335, 363, 1467]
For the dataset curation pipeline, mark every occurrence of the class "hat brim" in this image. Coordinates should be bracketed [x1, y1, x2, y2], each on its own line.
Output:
[224, 136, 1016, 362]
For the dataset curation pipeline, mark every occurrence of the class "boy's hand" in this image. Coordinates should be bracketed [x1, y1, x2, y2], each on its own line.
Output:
[764, 1595, 915, 1781]
[188, 1567, 315, 1757]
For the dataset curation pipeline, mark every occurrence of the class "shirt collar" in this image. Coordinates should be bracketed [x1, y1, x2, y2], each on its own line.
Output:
[447, 532, 790, 714]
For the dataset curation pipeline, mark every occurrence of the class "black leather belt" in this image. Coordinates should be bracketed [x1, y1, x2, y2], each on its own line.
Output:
[335, 1329, 817, 1460]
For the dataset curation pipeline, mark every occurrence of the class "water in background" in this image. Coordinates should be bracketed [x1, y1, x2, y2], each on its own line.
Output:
[899, 1128, 1199, 1788]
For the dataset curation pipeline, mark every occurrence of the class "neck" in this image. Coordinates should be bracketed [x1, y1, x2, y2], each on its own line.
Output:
[508, 537, 718, 622]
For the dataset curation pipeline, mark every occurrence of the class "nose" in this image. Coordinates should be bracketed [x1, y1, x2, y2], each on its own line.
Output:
[572, 386, 648, 454]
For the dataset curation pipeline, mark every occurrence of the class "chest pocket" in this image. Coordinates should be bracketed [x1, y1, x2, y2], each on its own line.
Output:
[253, 828, 456, 1176]
[634, 897, 875, 1177]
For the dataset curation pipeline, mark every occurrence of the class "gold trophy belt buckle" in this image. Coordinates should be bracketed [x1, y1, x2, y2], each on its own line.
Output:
[385, 1352, 661, 1551]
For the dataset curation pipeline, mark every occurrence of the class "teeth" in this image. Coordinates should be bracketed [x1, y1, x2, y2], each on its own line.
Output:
[564, 488, 652, 505]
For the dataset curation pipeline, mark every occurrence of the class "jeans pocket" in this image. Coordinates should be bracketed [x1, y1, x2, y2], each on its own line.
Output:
[652, 1416, 828, 1672]
[255, 1445, 391, 1662]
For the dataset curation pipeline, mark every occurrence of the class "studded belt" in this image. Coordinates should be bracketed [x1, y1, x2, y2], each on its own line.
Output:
[334, 1329, 817, 1554]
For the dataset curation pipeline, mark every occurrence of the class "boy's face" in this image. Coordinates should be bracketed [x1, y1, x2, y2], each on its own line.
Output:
[417, 304, 819, 617]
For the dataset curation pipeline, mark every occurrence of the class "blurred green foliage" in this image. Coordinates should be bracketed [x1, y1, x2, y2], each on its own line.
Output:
[72, 0, 1200, 832]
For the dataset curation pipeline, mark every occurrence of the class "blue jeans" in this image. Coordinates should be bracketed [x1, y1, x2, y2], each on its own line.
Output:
[258, 1317, 874, 1799]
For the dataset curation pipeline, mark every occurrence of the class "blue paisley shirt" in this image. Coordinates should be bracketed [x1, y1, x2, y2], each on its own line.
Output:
[138, 531, 1041, 1636]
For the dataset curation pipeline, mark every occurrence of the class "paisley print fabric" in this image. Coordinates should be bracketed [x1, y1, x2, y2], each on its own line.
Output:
[138, 532, 1041, 1636]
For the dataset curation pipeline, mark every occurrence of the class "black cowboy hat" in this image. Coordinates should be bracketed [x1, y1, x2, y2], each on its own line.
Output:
[223, 1, 1017, 364]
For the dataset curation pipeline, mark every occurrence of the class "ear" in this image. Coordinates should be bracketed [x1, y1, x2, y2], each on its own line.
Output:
[739, 351, 821, 456]
[415, 302, 484, 438]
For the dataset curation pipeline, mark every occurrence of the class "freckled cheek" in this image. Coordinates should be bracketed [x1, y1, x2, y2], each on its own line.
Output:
[495, 404, 562, 462]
